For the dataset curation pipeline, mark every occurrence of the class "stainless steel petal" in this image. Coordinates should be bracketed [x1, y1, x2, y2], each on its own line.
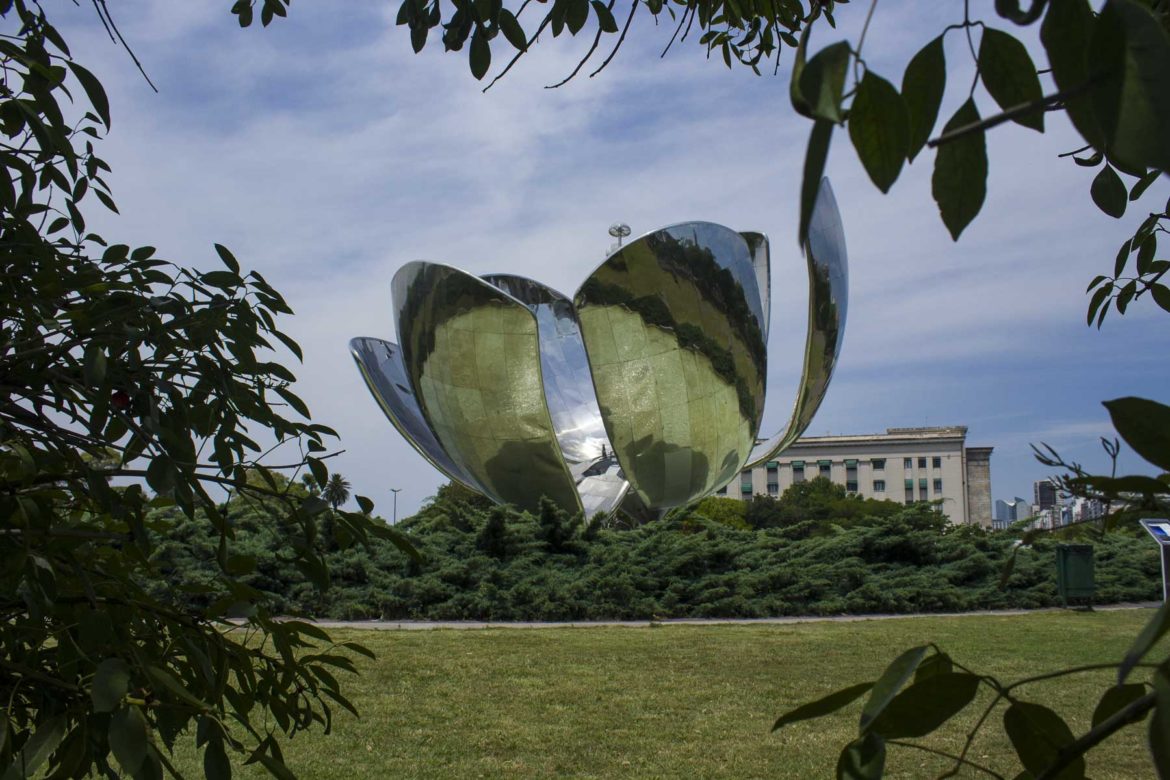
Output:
[481, 274, 630, 517]
[574, 222, 767, 509]
[740, 231, 771, 341]
[746, 178, 848, 467]
[392, 261, 583, 515]
[348, 336, 482, 491]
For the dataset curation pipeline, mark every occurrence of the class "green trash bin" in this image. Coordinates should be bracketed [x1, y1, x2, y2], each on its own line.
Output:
[1055, 544, 1095, 606]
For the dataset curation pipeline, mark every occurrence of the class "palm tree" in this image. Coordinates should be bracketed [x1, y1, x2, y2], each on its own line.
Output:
[322, 473, 351, 511]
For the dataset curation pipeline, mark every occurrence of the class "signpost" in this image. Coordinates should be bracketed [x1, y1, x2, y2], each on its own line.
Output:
[1139, 519, 1170, 602]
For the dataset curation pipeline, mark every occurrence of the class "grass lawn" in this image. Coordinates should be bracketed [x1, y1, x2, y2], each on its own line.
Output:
[179, 609, 1166, 778]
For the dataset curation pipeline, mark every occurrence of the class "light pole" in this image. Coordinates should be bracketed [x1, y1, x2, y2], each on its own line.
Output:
[390, 488, 402, 525]
[607, 223, 630, 255]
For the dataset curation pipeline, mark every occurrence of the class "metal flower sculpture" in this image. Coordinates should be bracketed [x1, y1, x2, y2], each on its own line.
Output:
[350, 179, 848, 519]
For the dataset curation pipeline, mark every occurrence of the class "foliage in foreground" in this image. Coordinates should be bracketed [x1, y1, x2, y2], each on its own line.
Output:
[147, 479, 1161, 622]
[0, 3, 410, 778]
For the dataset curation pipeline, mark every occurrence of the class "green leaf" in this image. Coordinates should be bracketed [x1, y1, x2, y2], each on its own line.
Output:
[1091, 164, 1128, 218]
[1091, 684, 1149, 728]
[799, 42, 851, 124]
[92, 658, 131, 713]
[1137, 234, 1157, 273]
[1115, 239, 1132, 277]
[66, 61, 110, 129]
[591, 0, 618, 33]
[772, 682, 873, 731]
[356, 494, 375, 514]
[870, 672, 981, 739]
[109, 707, 148, 774]
[979, 27, 1044, 131]
[848, 71, 909, 193]
[1119, 600, 1170, 683]
[204, 735, 232, 780]
[932, 99, 988, 241]
[307, 457, 328, 487]
[901, 35, 945, 162]
[798, 120, 833, 248]
[83, 345, 107, 388]
[1151, 283, 1170, 313]
[914, 651, 953, 682]
[789, 26, 813, 119]
[1091, 0, 1170, 174]
[1151, 668, 1170, 779]
[836, 732, 885, 780]
[1130, 168, 1161, 201]
[1042, 0, 1103, 147]
[6, 715, 65, 779]
[566, 0, 589, 35]
[1003, 701, 1084, 779]
[469, 29, 491, 80]
[1103, 397, 1170, 471]
[859, 645, 928, 733]
[499, 9, 528, 51]
[146, 456, 176, 495]
[214, 243, 241, 274]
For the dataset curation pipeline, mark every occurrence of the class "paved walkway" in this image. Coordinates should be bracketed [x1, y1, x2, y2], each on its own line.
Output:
[309, 602, 1159, 631]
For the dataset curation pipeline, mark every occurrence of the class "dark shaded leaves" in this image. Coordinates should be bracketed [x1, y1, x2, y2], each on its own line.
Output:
[859, 645, 928, 733]
[1103, 397, 1170, 471]
[773, 682, 873, 731]
[848, 71, 909, 193]
[869, 672, 981, 739]
[1091, 164, 1128, 218]
[109, 707, 148, 775]
[91, 658, 131, 713]
[836, 732, 885, 780]
[932, 99, 988, 240]
[1092, 683, 1149, 728]
[902, 36, 945, 162]
[799, 42, 851, 124]
[1003, 701, 1084, 780]
[798, 120, 833, 247]
[979, 27, 1044, 131]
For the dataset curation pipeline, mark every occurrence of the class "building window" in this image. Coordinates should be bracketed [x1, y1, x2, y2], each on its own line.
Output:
[819, 460, 831, 478]
[934, 478, 943, 493]
[904, 457, 912, 469]
[904, 487, 914, 503]
[767, 482, 779, 495]
[932, 456, 942, 469]
[918, 478, 929, 501]
[846, 481, 858, 492]
[741, 484, 753, 494]
[918, 457, 927, 469]
[717, 486, 726, 495]
[792, 462, 805, 482]
[872, 459, 885, 470]
[873, 480, 886, 492]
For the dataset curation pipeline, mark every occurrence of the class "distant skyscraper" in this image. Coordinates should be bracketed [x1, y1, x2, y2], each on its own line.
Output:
[1034, 479, 1059, 510]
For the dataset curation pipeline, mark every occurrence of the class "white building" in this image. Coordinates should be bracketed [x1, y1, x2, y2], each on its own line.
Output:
[717, 426, 993, 527]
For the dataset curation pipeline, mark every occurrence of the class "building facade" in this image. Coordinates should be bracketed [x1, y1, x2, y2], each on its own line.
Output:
[717, 426, 994, 527]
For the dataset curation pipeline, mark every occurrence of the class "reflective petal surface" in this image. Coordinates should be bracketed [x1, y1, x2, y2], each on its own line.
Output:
[574, 222, 767, 509]
[740, 231, 771, 341]
[746, 178, 849, 467]
[348, 336, 481, 491]
[392, 262, 582, 514]
[481, 274, 629, 517]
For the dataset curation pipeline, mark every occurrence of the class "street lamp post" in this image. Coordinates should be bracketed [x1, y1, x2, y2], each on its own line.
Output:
[391, 488, 402, 525]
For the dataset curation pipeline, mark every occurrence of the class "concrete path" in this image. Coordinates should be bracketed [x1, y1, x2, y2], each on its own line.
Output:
[308, 602, 1160, 631]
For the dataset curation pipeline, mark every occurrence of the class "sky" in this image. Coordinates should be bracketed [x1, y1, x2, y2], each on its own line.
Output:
[45, 2, 1170, 519]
